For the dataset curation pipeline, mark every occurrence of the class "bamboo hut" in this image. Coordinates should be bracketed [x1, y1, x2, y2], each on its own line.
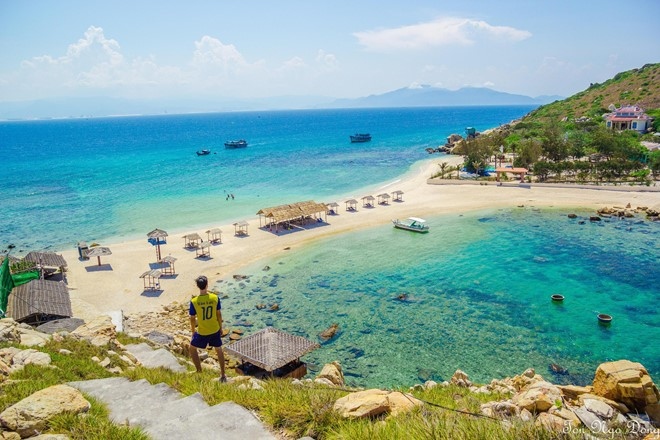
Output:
[361, 195, 375, 208]
[182, 233, 202, 248]
[195, 242, 211, 258]
[391, 190, 404, 202]
[377, 193, 391, 205]
[326, 202, 339, 215]
[257, 201, 327, 232]
[224, 327, 319, 379]
[345, 199, 358, 212]
[205, 228, 222, 244]
[139, 269, 162, 290]
[233, 220, 250, 236]
[23, 251, 67, 278]
[158, 255, 177, 276]
[7, 279, 72, 325]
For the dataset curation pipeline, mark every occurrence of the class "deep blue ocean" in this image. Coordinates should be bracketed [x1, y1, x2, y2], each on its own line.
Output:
[1, 106, 658, 387]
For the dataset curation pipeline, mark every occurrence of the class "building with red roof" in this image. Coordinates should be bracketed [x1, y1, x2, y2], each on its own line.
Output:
[604, 105, 653, 133]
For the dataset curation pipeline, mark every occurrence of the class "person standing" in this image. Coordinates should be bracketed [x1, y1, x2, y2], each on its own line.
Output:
[189, 275, 227, 382]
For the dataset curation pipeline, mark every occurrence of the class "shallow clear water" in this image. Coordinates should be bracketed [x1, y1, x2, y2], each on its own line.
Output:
[216, 208, 660, 388]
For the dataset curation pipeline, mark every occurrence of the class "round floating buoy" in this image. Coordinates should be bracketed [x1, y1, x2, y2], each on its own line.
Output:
[551, 294, 564, 302]
[598, 313, 613, 323]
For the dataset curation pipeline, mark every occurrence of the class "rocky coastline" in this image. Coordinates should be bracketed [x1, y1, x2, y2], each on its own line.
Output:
[1, 313, 659, 439]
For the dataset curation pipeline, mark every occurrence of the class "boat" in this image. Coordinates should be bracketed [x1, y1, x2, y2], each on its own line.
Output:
[196, 149, 211, 156]
[350, 133, 371, 143]
[392, 217, 429, 233]
[225, 140, 248, 149]
[597, 313, 613, 323]
[551, 294, 565, 302]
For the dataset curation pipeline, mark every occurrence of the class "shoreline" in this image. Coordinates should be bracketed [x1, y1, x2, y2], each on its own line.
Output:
[61, 156, 660, 322]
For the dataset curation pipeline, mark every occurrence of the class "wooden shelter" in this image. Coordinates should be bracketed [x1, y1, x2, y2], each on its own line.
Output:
[224, 327, 320, 379]
[391, 190, 404, 201]
[86, 246, 112, 266]
[233, 220, 250, 236]
[495, 167, 528, 182]
[158, 255, 177, 276]
[256, 201, 327, 232]
[182, 233, 202, 248]
[345, 199, 358, 212]
[7, 279, 72, 325]
[361, 195, 375, 208]
[147, 228, 168, 260]
[23, 251, 67, 278]
[195, 242, 211, 258]
[139, 269, 162, 290]
[377, 193, 391, 205]
[326, 202, 339, 215]
[205, 228, 222, 244]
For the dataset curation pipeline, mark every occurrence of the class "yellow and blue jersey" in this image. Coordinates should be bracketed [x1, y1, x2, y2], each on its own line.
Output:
[190, 293, 221, 335]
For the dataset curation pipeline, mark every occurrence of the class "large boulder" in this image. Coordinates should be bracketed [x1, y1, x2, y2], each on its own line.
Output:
[592, 360, 660, 415]
[333, 389, 422, 418]
[512, 381, 562, 413]
[71, 315, 116, 346]
[0, 384, 90, 437]
[315, 361, 344, 387]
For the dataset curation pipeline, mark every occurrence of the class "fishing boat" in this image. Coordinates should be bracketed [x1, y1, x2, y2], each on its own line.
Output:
[350, 133, 371, 143]
[225, 140, 248, 149]
[196, 149, 211, 156]
[392, 217, 429, 233]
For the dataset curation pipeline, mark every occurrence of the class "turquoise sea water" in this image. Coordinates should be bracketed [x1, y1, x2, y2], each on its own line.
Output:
[217, 208, 659, 388]
[1, 106, 532, 251]
[2, 106, 658, 387]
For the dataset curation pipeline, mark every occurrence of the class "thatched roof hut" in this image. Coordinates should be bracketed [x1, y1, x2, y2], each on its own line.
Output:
[257, 201, 327, 230]
[24, 251, 67, 270]
[344, 199, 358, 211]
[224, 327, 319, 372]
[361, 195, 375, 207]
[7, 279, 72, 325]
[391, 190, 404, 201]
[182, 233, 202, 248]
[377, 193, 391, 205]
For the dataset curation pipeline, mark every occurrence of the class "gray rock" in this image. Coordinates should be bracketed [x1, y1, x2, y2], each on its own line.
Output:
[36, 318, 85, 334]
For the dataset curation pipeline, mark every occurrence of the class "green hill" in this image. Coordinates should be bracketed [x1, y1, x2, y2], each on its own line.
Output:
[524, 63, 660, 125]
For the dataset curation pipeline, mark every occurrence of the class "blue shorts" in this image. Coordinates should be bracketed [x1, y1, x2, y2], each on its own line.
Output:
[190, 330, 223, 348]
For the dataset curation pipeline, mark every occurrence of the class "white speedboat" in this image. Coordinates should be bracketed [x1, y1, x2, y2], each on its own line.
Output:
[392, 217, 429, 233]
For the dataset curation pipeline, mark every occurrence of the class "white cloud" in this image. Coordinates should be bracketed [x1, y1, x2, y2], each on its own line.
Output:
[192, 36, 249, 73]
[354, 17, 531, 52]
[316, 50, 338, 69]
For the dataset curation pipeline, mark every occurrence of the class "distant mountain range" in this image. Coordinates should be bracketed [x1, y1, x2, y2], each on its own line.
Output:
[325, 85, 562, 109]
[0, 86, 562, 120]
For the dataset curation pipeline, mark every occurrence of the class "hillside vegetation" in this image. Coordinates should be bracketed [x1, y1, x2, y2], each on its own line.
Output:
[524, 63, 660, 125]
[450, 63, 660, 183]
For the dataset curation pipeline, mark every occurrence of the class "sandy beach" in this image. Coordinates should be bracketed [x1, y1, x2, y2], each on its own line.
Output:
[61, 156, 660, 322]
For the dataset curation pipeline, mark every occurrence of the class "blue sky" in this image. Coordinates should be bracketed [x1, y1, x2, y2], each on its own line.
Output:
[0, 0, 658, 104]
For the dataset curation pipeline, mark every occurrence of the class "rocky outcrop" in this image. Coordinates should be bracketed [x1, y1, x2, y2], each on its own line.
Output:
[0, 385, 90, 438]
[592, 360, 660, 422]
[315, 361, 344, 387]
[333, 389, 422, 418]
[71, 315, 116, 347]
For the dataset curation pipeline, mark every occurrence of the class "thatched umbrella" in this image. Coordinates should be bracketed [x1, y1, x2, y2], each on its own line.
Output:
[86, 246, 112, 266]
[147, 228, 168, 260]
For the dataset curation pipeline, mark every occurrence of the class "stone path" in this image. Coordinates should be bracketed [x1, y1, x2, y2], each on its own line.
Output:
[69, 377, 276, 440]
[68, 342, 276, 439]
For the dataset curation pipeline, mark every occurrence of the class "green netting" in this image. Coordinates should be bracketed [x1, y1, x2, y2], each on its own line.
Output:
[12, 270, 39, 286]
[0, 257, 16, 317]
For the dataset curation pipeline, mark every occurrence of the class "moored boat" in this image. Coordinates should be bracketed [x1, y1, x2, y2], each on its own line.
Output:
[350, 133, 371, 143]
[392, 217, 429, 233]
[196, 149, 211, 156]
[225, 140, 248, 149]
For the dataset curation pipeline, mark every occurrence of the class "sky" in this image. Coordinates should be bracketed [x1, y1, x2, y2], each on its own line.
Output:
[0, 0, 658, 106]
